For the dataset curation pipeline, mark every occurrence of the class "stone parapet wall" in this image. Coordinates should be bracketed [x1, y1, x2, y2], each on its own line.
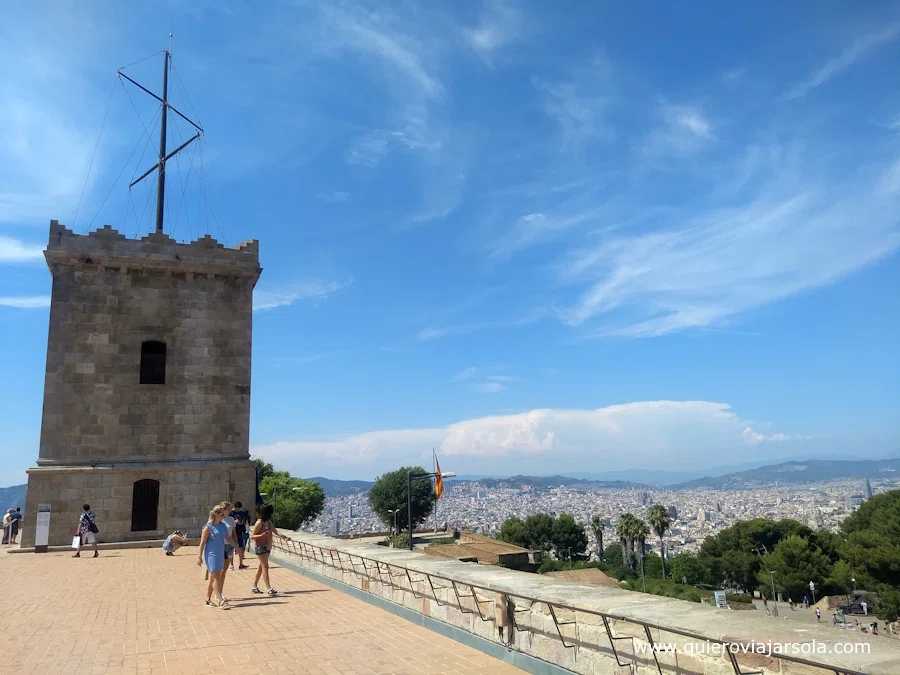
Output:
[47, 221, 260, 273]
[21, 460, 255, 547]
[275, 533, 898, 675]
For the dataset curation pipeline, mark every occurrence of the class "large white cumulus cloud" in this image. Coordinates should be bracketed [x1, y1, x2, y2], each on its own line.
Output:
[252, 400, 804, 478]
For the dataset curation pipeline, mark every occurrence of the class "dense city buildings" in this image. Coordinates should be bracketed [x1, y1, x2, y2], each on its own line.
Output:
[305, 476, 898, 557]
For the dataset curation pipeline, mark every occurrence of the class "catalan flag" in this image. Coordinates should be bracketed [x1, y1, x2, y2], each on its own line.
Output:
[434, 449, 443, 501]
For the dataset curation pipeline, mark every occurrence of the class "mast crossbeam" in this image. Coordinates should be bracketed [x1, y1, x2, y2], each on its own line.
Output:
[119, 50, 203, 233]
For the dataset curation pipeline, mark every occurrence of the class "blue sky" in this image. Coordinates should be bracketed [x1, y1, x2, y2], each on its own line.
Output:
[1, 2, 899, 484]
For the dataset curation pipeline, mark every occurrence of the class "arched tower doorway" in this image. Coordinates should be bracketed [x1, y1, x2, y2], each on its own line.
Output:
[131, 479, 160, 531]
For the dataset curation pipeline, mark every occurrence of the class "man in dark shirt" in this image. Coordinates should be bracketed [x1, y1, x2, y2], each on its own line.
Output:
[231, 501, 251, 569]
[10, 507, 22, 544]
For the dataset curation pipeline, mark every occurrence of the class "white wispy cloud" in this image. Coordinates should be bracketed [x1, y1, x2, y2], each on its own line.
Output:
[307, 4, 470, 223]
[490, 208, 603, 257]
[535, 59, 614, 152]
[251, 400, 803, 476]
[0, 236, 44, 263]
[558, 145, 900, 337]
[464, 0, 525, 64]
[417, 309, 545, 341]
[474, 374, 518, 394]
[641, 102, 714, 159]
[0, 9, 109, 226]
[452, 366, 478, 382]
[316, 3, 443, 100]
[0, 296, 50, 309]
[253, 279, 353, 311]
[785, 22, 900, 100]
[475, 381, 506, 394]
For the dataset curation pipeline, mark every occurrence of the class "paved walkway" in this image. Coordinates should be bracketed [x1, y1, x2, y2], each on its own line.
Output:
[0, 547, 527, 675]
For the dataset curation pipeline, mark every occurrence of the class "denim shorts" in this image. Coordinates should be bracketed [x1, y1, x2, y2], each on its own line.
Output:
[253, 545, 269, 556]
[224, 543, 234, 559]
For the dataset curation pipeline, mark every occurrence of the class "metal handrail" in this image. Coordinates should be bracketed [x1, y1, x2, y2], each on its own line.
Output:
[272, 537, 869, 675]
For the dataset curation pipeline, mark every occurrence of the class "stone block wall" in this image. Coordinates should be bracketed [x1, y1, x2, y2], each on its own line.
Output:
[22, 220, 262, 547]
[37, 222, 261, 466]
[22, 460, 255, 547]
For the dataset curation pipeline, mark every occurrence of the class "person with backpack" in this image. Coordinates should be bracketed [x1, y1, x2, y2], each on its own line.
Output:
[9, 507, 22, 544]
[74, 504, 99, 558]
[230, 501, 251, 570]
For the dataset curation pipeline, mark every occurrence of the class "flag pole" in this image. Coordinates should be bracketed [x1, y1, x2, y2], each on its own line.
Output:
[433, 448, 438, 533]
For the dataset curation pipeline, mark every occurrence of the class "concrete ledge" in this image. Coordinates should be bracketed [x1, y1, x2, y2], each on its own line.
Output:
[274, 554, 573, 675]
[277, 532, 900, 675]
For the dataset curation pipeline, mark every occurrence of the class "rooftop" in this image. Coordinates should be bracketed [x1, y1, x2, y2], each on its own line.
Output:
[0, 547, 525, 675]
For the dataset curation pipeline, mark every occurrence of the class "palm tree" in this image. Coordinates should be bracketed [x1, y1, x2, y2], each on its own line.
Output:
[590, 515, 605, 560]
[616, 513, 638, 570]
[647, 504, 672, 579]
[633, 517, 651, 592]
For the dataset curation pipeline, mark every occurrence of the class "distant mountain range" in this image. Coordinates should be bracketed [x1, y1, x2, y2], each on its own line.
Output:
[4, 458, 896, 501]
[670, 458, 900, 490]
[468, 475, 648, 489]
[0, 484, 26, 510]
[306, 477, 375, 496]
[306, 458, 899, 495]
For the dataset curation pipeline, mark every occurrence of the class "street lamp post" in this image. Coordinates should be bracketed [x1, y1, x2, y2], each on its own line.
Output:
[407, 469, 456, 551]
[260, 487, 302, 524]
[852, 577, 857, 592]
[387, 509, 399, 536]
[638, 545, 646, 593]
[770, 571, 778, 617]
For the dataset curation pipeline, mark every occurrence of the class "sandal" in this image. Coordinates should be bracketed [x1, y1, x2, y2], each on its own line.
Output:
[250, 587, 262, 594]
[219, 599, 231, 610]
[267, 588, 278, 596]
[205, 600, 216, 608]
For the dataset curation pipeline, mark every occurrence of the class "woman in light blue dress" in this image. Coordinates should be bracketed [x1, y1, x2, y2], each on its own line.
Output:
[197, 506, 230, 609]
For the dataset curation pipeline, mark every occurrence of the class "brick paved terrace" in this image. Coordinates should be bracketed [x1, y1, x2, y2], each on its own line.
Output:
[0, 547, 527, 675]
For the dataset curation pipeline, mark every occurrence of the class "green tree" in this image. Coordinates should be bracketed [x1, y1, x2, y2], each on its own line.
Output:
[839, 489, 900, 620]
[840, 490, 900, 589]
[647, 505, 672, 579]
[642, 552, 663, 579]
[616, 513, 639, 570]
[525, 513, 554, 552]
[367, 466, 434, 534]
[698, 518, 812, 592]
[258, 473, 325, 530]
[590, 515, 605, 558]
[497, 516, 530, 548]
[669, 554, 707, 586]
[634, 517, 651, 573]
[602, 543, 624, 569]
[757, 535, 833, 601]
[253, 457, 275, 481]
[551, 513, 589, 560]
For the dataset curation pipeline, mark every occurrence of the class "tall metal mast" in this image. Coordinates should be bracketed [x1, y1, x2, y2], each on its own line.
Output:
[154, 50, 169, 233]
[120, 49, 203, 235]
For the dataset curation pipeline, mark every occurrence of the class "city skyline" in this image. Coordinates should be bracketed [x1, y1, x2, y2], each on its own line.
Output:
[2, 3, 899, 484]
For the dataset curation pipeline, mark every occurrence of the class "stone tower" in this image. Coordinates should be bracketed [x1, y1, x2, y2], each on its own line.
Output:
[21, 221, 261, 547]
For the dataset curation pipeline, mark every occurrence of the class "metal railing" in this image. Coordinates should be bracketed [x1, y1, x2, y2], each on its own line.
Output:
[272, 536, 867, 675]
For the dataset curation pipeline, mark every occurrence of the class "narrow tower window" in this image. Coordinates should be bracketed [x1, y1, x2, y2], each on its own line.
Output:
[140, 341, 166, 384]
